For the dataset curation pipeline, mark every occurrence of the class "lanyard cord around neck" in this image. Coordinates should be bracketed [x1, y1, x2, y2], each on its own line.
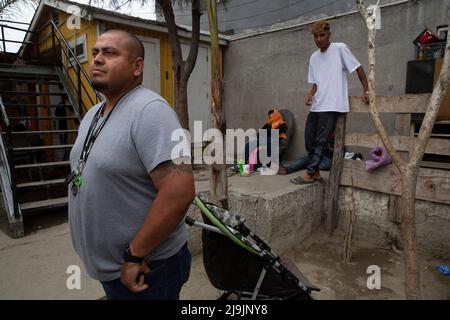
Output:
[79, 102, 115, 164]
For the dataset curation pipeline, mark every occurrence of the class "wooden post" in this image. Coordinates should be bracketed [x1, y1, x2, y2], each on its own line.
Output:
[206, 0, 229, 209]
[325, 113, 346, 235]
[343, 177, 357, 263]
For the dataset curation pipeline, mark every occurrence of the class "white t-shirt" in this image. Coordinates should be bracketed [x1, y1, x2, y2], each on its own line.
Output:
[308, 42, 361, 113]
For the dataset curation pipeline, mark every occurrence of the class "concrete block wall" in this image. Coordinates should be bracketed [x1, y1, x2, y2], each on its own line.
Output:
[337, 187, 450, 257]
[187, 183, 324, 255]
[222, 0, 450, 161]
[186, 183, 450, 258]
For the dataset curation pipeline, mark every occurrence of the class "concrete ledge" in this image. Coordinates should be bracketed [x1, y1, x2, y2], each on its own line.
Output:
[187, 173, 450, 259]
[337, 187, 450, 257]
[187, 173, 324, 255]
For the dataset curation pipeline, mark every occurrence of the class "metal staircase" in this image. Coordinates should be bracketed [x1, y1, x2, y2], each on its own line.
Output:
[0, 20, 102, 237]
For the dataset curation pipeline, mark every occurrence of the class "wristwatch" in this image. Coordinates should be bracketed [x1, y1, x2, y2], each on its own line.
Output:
[123, 244, 145, 263]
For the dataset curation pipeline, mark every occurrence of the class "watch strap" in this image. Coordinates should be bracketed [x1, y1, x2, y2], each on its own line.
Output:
[123, 244, 145, 263]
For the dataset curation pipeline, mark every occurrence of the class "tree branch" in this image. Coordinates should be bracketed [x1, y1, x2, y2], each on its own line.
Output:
[157, 0, 183, 66]
[183, 0, 200, 79]
[356, 0, 406, 172]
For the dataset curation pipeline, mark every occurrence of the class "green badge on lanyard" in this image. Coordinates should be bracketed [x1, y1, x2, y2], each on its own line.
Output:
[74, 175, 83, 188]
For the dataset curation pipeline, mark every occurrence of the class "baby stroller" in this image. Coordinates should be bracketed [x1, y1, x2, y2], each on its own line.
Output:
[186, 196, 320, 300]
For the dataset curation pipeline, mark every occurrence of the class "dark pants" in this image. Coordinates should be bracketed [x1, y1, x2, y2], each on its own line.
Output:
[286, 155, 332, 174]
[304, 111, 339, 175]
[100, 243, 191, 300]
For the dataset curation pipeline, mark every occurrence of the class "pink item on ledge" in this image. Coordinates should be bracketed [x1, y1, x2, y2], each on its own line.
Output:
[365, 146, 392, 171]
[249, 147, 262, 172]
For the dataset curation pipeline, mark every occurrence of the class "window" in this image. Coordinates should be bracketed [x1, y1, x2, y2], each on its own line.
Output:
[437, 25, 448, 41]
[67, 34, 88, 66]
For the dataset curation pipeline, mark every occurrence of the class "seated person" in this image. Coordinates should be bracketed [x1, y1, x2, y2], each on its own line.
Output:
[278, 153, 331, 175]
[278, 132, 334, 175]
[243, 108, 288, 170]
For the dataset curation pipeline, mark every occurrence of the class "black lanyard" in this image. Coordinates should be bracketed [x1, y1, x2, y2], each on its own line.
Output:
[65, 102, 115, 185]
[80, 102, 113, 164]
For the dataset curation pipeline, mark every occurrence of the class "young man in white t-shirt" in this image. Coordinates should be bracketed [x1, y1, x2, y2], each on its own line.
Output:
[291, 20, 369, 184]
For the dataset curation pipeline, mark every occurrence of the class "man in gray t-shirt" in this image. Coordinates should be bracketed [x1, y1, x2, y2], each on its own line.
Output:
[68, 29, 195, 300]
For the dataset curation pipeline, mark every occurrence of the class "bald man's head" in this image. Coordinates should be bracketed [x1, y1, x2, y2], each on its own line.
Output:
[101, 29, 145, 61]
[91, 29, 146, 94]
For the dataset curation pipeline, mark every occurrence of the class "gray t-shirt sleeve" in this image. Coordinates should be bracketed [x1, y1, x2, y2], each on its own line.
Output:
[131, 99, 191, 173]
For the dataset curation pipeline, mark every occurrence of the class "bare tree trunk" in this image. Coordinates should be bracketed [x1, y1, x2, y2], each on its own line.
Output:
[206, 0, 228, 209]
[357, 0, 450, 299]
[400, 170, 420, 299]
[326, 114, 346, 235]
[156, 0, 201, 130]
[174, 67, 189, 130]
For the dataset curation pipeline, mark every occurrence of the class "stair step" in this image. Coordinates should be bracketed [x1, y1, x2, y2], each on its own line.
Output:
[0, 74, 59, 80]
[4, 104, 72, 108]
[9, 116, 77, 120]
[15, 161, 70, 169]
[17, 179, 66, 188]
[19, 197, 68, 211]
[0, 78, 62, 85]
[13, 144, 73, 151]
[0, 64, 57, 77]
[9, 130, 78, 135]
[0, 91, 67, 96]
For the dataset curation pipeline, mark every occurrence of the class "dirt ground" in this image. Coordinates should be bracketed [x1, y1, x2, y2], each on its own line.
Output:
[181, 227, 450, 300]
[280, 231, 449, 300]
[0, 208, 447, 300]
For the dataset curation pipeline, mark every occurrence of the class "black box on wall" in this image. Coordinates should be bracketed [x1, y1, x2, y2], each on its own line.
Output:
[405, 60, 435, 94]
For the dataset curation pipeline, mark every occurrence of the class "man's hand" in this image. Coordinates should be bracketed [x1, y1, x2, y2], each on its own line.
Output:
[362, 91, 369, 104]
[305, 94, 313, 106]
[306, 84, 317, 106]
[120, 261, 151, 293]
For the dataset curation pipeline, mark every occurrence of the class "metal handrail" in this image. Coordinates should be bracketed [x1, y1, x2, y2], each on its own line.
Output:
[0, 22, 39, 61]
[47, 20, 103, 114]
[0, 96, 10, 127]
[0, 19, 103, 115]
[0, 20, 31, 25]
[49, 21, 92, 85]
[0, 95, 21, 236]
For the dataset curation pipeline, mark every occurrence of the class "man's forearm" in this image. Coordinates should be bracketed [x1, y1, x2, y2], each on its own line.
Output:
[357, 66, 369, 92]
[130, 177, 195, 257]
[310, 84, 317, 96]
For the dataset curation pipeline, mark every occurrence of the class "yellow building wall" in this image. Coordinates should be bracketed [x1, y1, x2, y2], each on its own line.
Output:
[37, 9, 54, 54]
[101, 21, 223, 109]
[36, 8, 224, 114]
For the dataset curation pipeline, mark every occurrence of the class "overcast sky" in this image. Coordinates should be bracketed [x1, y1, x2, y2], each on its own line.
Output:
[1, 0, 156, 53]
